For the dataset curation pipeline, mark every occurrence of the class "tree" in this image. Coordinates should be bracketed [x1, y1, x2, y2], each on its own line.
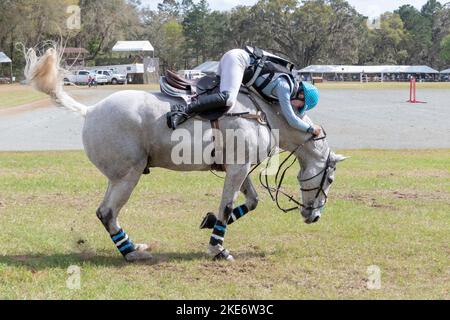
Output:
[421, 0, 446, 67]
[421, 0, 442, 19]
[370, 12, 409, 64]
[396, 4, 432, 64]
[440, 34, 450, 63]
[160, 19, 185, 69]
[248, 0, 367, 67]
[323, 0, 368, 65]
[227, 6, 258, 48]
[0, 0, 74, 76]
[182, 0, 211, 64]
[76, 0, 142, 61]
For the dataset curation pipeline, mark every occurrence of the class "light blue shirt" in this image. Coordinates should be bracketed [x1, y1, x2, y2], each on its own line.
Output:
[255, 76, 312, 132]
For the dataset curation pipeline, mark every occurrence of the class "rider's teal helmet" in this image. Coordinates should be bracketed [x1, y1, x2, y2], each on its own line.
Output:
[297, 81, 319, 113]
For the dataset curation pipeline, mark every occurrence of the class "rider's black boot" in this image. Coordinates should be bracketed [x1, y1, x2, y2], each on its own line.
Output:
[168, 92, 230, 130]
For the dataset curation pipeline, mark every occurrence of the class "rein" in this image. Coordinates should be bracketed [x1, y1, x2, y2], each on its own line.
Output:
[258, 129, 333, 213]
[208, 89, 334, 214]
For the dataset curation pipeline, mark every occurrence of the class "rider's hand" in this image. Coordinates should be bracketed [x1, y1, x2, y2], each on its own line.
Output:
[310, 125, 322, 136]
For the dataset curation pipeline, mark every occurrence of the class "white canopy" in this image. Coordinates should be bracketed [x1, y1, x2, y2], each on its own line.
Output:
[0, 52, 12, 64]
[440, 68, 450, 74]
[112, 41, 154, 52]
[299, 65, 440, 74]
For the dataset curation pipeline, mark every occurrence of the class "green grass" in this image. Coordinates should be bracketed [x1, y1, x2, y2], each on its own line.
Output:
[0, 83, 161, 110]
[0, 88, 47, 109]
[0, 150, 449, 299]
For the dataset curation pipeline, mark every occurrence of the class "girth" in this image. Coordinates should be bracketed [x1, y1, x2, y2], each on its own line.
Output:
[208, 88, 271, 172]
[210, 119, 225, 172]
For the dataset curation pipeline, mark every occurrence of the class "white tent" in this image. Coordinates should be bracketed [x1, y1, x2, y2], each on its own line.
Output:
[299, 65, 440, 74]
[0, 52, 13, 83]
[112, 41, 154, 52]
[441, 68, 450, 74]
[299, 64, 440, 82]
[0, 52, 12, 63]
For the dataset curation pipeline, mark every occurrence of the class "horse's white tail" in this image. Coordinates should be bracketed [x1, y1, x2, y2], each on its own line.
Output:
[24, 46, 88, 117]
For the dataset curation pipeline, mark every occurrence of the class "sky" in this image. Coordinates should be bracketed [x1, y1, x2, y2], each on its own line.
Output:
[141, 0, 431, 18]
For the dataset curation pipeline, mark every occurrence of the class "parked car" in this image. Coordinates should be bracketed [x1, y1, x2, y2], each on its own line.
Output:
[64, 70, 108, 85]
[95, 69, 127, 84]
[89, 71, 108, 85]
[177, 70, 206, 80]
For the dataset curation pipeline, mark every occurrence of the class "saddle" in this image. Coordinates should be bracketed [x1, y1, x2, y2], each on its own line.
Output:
[160, 71, 227, 121]
[160, 71, 269, 172]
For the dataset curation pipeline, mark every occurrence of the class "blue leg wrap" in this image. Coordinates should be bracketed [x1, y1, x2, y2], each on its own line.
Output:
[111, 229, 136, 256]
[209, 220, 227, 246]
[228, 205, 249, 225]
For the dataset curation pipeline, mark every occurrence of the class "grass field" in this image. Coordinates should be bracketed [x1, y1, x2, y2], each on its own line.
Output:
[0, 85, 48, 109]
[0, 149, 448, 299]
[0, 83, 160, 109]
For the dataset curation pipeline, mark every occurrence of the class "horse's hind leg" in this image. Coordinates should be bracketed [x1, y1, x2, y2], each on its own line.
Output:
[200, 176, 259, 229]
[96, 168, 152, 262]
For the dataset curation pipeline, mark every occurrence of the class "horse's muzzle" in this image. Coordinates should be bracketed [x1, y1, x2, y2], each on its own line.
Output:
[302, 209, 321, 224]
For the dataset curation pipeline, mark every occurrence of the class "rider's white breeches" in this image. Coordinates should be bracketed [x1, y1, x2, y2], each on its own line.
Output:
[218, 49, 251, 107]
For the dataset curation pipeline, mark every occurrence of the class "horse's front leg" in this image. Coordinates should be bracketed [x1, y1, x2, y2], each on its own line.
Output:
[208, 164, 251, 261]
[200, 176, 259, 229]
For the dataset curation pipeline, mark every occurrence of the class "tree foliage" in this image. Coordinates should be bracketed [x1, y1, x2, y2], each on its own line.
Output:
[1, 0, 449, 78]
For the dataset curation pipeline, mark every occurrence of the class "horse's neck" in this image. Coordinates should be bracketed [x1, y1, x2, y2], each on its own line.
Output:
[239, 91, 311, 152]
[239, 92, 329, 166]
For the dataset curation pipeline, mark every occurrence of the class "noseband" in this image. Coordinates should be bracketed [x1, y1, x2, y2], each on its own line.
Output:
[298, 149, 335, 212]
[259, 128, 336, 213]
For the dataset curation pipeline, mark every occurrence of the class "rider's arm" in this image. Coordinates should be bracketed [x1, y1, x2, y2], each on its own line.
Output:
[274, 78, 313, 133]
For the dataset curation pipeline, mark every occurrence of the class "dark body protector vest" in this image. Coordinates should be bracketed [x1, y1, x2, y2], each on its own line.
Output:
[243, 46, 298, 102]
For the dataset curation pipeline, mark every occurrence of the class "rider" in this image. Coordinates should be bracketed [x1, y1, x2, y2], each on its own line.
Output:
[168, 47, 322, 137]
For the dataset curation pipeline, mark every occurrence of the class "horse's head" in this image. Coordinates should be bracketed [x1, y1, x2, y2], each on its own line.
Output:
[296, 136, 348, 224]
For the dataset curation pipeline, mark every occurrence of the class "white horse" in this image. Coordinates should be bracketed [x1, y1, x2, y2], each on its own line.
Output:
[24, 47, 347, 262]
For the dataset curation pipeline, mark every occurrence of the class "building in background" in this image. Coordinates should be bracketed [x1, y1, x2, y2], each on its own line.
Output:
[112, 41, 157, 84]
[298, 65, 440, 83]
[440, 68, 450, 81]
[0, 52, 13, 84]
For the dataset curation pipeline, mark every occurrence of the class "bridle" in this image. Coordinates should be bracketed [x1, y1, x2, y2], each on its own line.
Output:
[258, 127, 336, 213]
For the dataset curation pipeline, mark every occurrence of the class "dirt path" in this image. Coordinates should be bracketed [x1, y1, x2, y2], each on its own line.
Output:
[0, 98, 52, 117]
[0, 87, 117, 151]
[0, 87, 449, 151]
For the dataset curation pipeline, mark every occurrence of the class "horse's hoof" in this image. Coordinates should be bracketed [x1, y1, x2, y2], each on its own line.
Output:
[200, 212, 217, 229]
[124, 250, 153, 262]
[213, 249, 234, 262]
[135, 243, 150, 252]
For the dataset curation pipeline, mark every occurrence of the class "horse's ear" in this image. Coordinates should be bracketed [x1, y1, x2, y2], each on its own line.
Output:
[331, 152, 350, 163]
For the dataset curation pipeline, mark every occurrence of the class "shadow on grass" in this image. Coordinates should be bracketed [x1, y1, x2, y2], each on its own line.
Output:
[0, 252, 125, 270]
[0, 250, 268, 270]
